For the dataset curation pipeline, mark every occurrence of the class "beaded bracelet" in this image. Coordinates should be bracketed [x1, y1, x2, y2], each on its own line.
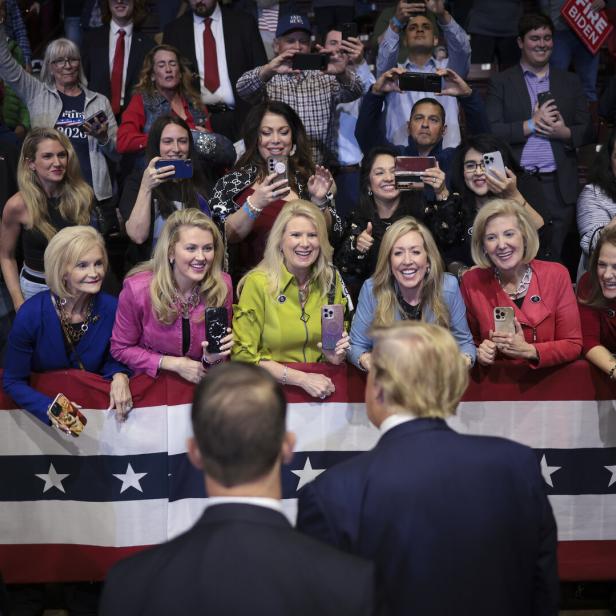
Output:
[245, 196, 263, 217]
[281, 365, 288, 386]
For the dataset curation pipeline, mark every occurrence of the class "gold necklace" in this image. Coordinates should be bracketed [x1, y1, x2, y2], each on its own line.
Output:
[56, 295, 94, 345]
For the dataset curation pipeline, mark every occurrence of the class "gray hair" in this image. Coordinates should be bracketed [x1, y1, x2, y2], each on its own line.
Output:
[40, 38, 88, 88]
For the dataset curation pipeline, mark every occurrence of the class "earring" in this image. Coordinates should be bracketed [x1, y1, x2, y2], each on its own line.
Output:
[368, 189, 373, 196]
[169, 258, 174, 267]
[290, 145, 297, 156]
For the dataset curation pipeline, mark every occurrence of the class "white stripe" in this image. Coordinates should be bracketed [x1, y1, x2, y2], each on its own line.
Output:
[0, 406, 169, 456]
[550, 494, 616, 541]
[0, 499, 168, 546]
[168, 403, 193, 455]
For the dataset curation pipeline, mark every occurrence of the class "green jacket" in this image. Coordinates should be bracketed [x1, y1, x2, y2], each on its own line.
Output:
[233, 266, 347, 364]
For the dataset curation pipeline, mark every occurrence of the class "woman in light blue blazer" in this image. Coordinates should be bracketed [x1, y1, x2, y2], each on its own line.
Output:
[349, 217, 475, 371]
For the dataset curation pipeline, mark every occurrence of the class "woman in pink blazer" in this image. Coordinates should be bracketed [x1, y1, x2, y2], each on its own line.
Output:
[111, 209, 233, 383]
[460, 199, 582, 368]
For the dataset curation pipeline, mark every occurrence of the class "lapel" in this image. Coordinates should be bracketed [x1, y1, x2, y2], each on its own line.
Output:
[126, 31, 145, 90]
[219, 7, 235, 85]
[42, 292, 70, 366]
[97, 25, 111, 86]
[489, 262, 551, 330]
[510, 65, 533, 117]
[183, 11, 198, 68]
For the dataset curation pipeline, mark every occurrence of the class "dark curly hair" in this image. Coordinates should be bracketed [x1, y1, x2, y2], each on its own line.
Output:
[236, 101, 314, 192]
[587, 129, 616, 203]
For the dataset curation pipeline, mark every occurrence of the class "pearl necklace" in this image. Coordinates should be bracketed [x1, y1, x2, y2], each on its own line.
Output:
[495, 265, 532, 299]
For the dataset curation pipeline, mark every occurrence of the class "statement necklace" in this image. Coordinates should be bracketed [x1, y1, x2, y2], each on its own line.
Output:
[174, 286, 201, 318]
[55, 295, 94, 345]
[298, 280, 310, 307]
[495, 265, 532, 299]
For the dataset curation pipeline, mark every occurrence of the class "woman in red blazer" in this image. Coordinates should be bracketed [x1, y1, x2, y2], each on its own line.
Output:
[460, 199, 582, 368]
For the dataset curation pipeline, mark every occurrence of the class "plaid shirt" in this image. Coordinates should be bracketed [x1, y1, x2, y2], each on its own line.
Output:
[5, 0, 31, 65]
[236, 68, 363, 165]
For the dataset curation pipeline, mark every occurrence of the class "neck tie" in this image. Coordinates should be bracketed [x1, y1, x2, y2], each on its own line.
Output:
[203, 18, 220, 93]
[110, 29, 126, 116]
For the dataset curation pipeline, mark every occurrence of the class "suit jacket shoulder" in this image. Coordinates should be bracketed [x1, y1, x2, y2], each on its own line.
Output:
[100, 504, 374, 616]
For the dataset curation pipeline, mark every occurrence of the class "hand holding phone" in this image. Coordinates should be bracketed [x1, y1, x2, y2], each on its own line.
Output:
[154, 159, 193, 179]
[398, 71, 442, 93]
[205, 307, 229, 354]
[482, 151, 506, 179]
[321, 304, 345, 351]
[47, 393, 87, 437]
[394, 156, 436, 190]
[493, 307, 515, 335]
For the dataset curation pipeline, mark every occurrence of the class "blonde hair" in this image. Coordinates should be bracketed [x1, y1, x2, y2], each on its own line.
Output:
[371, 321, 468, 418]
[237, 200, 334, 298]
[471, 199, 539, 268]
[17, 128, 93, 240]
[127, 209, 227, 324]
[372, 217, 449, 328]
[44, 226, 108, 299]
[40, 38, 87, 87]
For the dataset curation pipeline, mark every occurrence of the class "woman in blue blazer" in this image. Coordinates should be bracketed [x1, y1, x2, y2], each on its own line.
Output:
[348, 217, 475, 371]
[3, 226, 132, 426]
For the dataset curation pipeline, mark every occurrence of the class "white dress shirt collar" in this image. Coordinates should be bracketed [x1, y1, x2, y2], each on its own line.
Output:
[379, 413, 417, 438]
[205, 496, 283, 514]
[110, 19, 133, 38]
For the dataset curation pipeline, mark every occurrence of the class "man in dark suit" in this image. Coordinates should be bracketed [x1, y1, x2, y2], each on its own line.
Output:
[297, 322, 560, 616]
[99, 363, 375, 616]
[163, 0, 267, 141]
[81, 0, 155, 119]
[486, 12, 594, 264]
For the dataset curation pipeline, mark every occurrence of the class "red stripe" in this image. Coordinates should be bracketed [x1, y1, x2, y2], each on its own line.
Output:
[558, 540, 616, 580]
[1, 360, 614, 410]
[2, 540, 614, 583]
[0, 544, 151, 583]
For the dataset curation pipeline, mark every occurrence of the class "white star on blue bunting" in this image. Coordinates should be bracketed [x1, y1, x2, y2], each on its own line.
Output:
[113, 463, 147, 493]
[35, 463, 69, 493]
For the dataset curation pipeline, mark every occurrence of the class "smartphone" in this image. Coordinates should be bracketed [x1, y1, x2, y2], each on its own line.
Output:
[398, 71, 442, 93]
[47, 393, 87, 437]
[154, 159, 193, 179]
[394, 156, 436, 190]
[292, 53, 330, 71]
[537, 91, 555, 108]
[82, 110, 108, 126]
[482, 151, 506, 179]
[341, 22, 358, 40]
[321, 304, 344, 351]
[267, 155, 289, 184]
[206, 307, 228, 354]
[493, 306, 515, 335]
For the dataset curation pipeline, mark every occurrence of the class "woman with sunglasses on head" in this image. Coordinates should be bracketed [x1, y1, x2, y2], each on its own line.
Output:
[0, 8, 116, 202]
[0, 128, 93, 311]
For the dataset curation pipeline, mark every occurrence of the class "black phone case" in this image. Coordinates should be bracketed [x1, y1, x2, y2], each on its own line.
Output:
[205, 307, 228, 354]
[292, 53, 329, 71]
[398, 72, 442, 93]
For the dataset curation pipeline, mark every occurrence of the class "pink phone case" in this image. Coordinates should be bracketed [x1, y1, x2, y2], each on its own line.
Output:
[321, 304, 344, 351]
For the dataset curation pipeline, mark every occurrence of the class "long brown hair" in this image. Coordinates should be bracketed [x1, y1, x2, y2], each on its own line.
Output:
[132, 44, 204, 111]
[236, 101, 314, 192]
[17, 128, 92, 240]
[580, 226, 616, 309]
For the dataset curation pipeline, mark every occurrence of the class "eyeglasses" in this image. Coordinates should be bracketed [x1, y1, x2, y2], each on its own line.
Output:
[463, 160, 486, 173]
[51, 57, 80, 67]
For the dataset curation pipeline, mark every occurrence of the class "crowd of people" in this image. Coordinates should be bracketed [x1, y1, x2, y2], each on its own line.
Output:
[0, 0, 615, 612]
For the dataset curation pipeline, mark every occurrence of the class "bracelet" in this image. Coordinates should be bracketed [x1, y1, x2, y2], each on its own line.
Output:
[608, 363, 616, 380]
[281, 365, 288, 386]
[242, 202, 259, 221]
[158, 355, 164, 373]
[202, 356, 224, 367]
[245, 196, 263, 217]
[528, 118, 536, 135]
[390, 15, 404, 29]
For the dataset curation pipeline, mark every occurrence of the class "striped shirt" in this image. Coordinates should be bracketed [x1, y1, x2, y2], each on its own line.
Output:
[520, 64, 556, 173]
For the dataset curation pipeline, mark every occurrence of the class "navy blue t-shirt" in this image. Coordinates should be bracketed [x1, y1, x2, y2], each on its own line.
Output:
[55, 90, 93, 188]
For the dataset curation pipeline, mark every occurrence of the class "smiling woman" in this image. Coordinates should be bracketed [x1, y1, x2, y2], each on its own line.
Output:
[577, 226, 616, 378]
[233, 200, 350, 400]
[348, 216, 476, 371]
[0, 128, 93, 311]
[110, 209, 233, 384]
[461, 199, 582, 369]
[2, 226, 132, 426]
